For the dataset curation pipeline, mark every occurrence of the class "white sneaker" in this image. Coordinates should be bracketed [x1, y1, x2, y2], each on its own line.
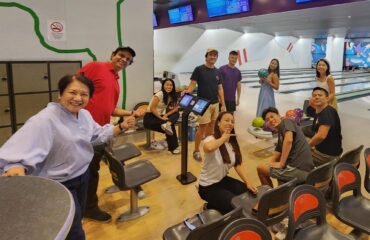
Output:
[161, 123, 173, 135]
[150, 141, 165, 150]
[170, 148, 181, 155]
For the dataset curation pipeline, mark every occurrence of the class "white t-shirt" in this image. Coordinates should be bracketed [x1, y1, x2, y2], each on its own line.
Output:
[199, 135, 236, 186]
[147, 91, 170, 115]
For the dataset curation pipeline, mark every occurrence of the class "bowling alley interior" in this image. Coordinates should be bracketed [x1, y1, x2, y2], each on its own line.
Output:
[1, 0, 370, 239]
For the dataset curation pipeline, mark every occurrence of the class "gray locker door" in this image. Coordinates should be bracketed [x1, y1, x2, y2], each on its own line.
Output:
[0, 64, 8, 95]
[50, 62, 81, 91]
[15, 94, 50, 124]
[0, 127, 12, 146]
[12, 63, 48, 93]
[0, 96, 11, 126]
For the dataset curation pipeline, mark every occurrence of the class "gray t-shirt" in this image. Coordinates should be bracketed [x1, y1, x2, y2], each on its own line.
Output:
[190, 65, 222, 104]
[275, 119, 314, 171]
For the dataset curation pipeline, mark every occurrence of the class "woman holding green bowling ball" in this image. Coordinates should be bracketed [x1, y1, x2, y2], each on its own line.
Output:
[256, 58, 280, 117]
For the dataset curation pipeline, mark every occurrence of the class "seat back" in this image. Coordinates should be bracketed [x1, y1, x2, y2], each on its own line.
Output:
[257, 179, 297, 226]
[218, 218, 272, 240]
[187, 207, 244, 240]
[365, 148, 370, 193]
[286, 185, 327, 240]
[104, 146, 127, 189]
[332, 163, 362, 213]
[306, 159, 336, 194]
[337, 145, 364, 168]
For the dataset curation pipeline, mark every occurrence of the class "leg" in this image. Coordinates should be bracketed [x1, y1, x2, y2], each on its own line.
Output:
[166, 123, 179, 152]
[257, 163, 273, 187]
[219, 176, 248, 196]
[195, 124, 207, 152]
[205, 120, 215, 137]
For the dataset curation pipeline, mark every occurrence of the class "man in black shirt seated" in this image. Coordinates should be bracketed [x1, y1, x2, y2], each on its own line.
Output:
[308, 87, 343, 166]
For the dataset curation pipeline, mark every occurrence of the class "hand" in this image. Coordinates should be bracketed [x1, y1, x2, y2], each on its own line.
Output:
[270, 162, 283, 169]
[2, 167, 26, 176]
[246, 183, 258, 195]
[121, 116, 136, 129]
[220, 104, 226, 112]
[162, 115, 169, 121]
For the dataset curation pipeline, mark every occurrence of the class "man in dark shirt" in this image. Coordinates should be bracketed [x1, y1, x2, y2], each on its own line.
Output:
[257, 107, 314, 187]
[308, 87, 342, 166]
[186, 48, 226, 161]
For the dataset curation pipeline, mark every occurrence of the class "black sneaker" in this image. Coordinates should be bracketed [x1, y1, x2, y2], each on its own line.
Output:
[84, 207, 112, 222]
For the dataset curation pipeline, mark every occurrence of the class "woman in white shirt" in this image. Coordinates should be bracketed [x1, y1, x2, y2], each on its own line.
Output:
[143, 78, 180, 154]
[198, 112, 257, 214]
[315, 58, 338, 110]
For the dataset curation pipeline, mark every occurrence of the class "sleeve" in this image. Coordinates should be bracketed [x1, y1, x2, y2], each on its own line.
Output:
[238, 70, 242, 82]
[190, 66, 200, 82]
[0, 116, 54, 174]
[318, 108, 334, 126]
[203, 135, 215, 144]
[86, 110, 114, 145]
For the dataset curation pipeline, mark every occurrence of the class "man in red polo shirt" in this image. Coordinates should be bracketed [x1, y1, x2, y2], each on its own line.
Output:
[79, 46, 141, 222]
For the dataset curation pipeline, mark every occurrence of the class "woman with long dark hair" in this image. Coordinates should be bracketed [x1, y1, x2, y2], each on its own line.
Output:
[256, 58, 280, 117]
[198, 112, 257, 214]
[143, 78, 180, 154]
[315, 58, 337, 110]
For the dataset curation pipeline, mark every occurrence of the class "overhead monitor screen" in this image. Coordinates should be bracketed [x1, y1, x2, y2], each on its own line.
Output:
[344, 39, 370, 67]
[192, 98, 211, 116]
[296, 0, 314, 3]
[179, 94, 194, 108]
[168, 5, 194, 24]
[206, 0, 250, 18]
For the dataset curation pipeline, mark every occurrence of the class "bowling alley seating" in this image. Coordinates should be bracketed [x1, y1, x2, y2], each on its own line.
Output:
[163, 207, 244, 240]
[305, 159, 336, 197]
[286, 184, 354, 240]
[332, 163, 370, 235]
[104, 146, 160, 222]
[231, 179, 297, 227]
[218, 218, 272, 240]
[336, 145, 364, 168]
[364, 148, 370, 193]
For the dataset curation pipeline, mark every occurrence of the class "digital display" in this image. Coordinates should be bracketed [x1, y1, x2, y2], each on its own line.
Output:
[344, 39, 370, 67]
[206, 0, 250, 18]
[179, 94, 193, 108]
[192, 99, 210, 116]
[311, 39, 327, 66]
[296, 0, 314, 3]
[153, 13, 158, 27]
[168, 5, 194, 24]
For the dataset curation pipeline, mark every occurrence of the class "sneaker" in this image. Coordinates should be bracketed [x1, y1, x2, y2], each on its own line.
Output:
[161, 123, 173, 135]
[84, 207, 112, 222]
[170, 148, 181, 155]
[150, 141, 165, 150]
[134, 186, 145, 199]
[193, 151, 202, 161]
[159, 140, 168, 148]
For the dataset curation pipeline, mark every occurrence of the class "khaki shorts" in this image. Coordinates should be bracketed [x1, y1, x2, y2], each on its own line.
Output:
[311, 148, 340, 167]
[197, 103, 219, 125]
[270, 165, 309, 184]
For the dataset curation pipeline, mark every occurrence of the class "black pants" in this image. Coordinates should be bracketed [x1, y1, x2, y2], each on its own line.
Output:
[85, 144, 106, 211]
[61, 170, 89, 240]
[143, 112, 179, 151]
[198, 176, 248, 214]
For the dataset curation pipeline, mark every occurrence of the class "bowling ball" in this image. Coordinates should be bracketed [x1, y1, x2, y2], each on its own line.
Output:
[294, 108, 304, 118]
[262, 122, 274, 132]
[285, 109, 296, 118]
[252, 117, 265, 128]
[258, 68, 269, 78]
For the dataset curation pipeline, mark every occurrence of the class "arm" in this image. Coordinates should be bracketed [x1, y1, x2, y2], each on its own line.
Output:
[203, 134, 229, 153]
[236, 82, 241, 106]
[149, 96, 166, 121]
[218, 84, 226, 111]
[327, 75, 336, 102]
[308, 125, 330, 147]
[185, 80, 197, 93]
[164, 105, 179, 118]
[112, 108, 135, 117]
[268, 74, 279, 90]
[234, 164, 257, 193]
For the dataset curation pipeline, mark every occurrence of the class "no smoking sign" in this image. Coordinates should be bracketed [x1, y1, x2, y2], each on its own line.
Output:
[47, 20, 66, 41]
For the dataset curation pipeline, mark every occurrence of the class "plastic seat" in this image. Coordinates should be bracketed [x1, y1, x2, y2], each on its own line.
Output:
[305, 159, 336, 197]
[104, 146, 160, 222]
[332, 163, 370, 235]
[231, 179, 297, 226]
[336, 145, 364, 168]
[286, 184, 354, 240]
[218, 218, 272, 240]
[163, 207, 244, 240]
[364, 148, 370, 194]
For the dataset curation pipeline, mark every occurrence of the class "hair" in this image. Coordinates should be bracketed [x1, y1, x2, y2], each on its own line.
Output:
[214, 112, 242, 165]
[161, 78, 178, 107]
[205, 51, 218, 58]
[261, 107, 279, 121]
[312, 86, 329, 97]
[316, 58, 330, 77]
[229, 50, 238, 56]
[58, 74, 94, 98]
[112, 46, 136, 65]
[268, 58, 280, 78]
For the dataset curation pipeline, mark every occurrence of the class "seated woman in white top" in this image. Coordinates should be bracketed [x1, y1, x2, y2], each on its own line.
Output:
[143, 78, 180, 154]
[198, 112, 257, 214]
[315, 58, 338, 110]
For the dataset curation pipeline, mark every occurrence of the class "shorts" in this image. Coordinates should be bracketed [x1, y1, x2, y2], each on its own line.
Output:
[270, 165, 309, 184]
[311, 148, 340, 166]
[225, 100, 236, 112]
[197, 103, 219, 125]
